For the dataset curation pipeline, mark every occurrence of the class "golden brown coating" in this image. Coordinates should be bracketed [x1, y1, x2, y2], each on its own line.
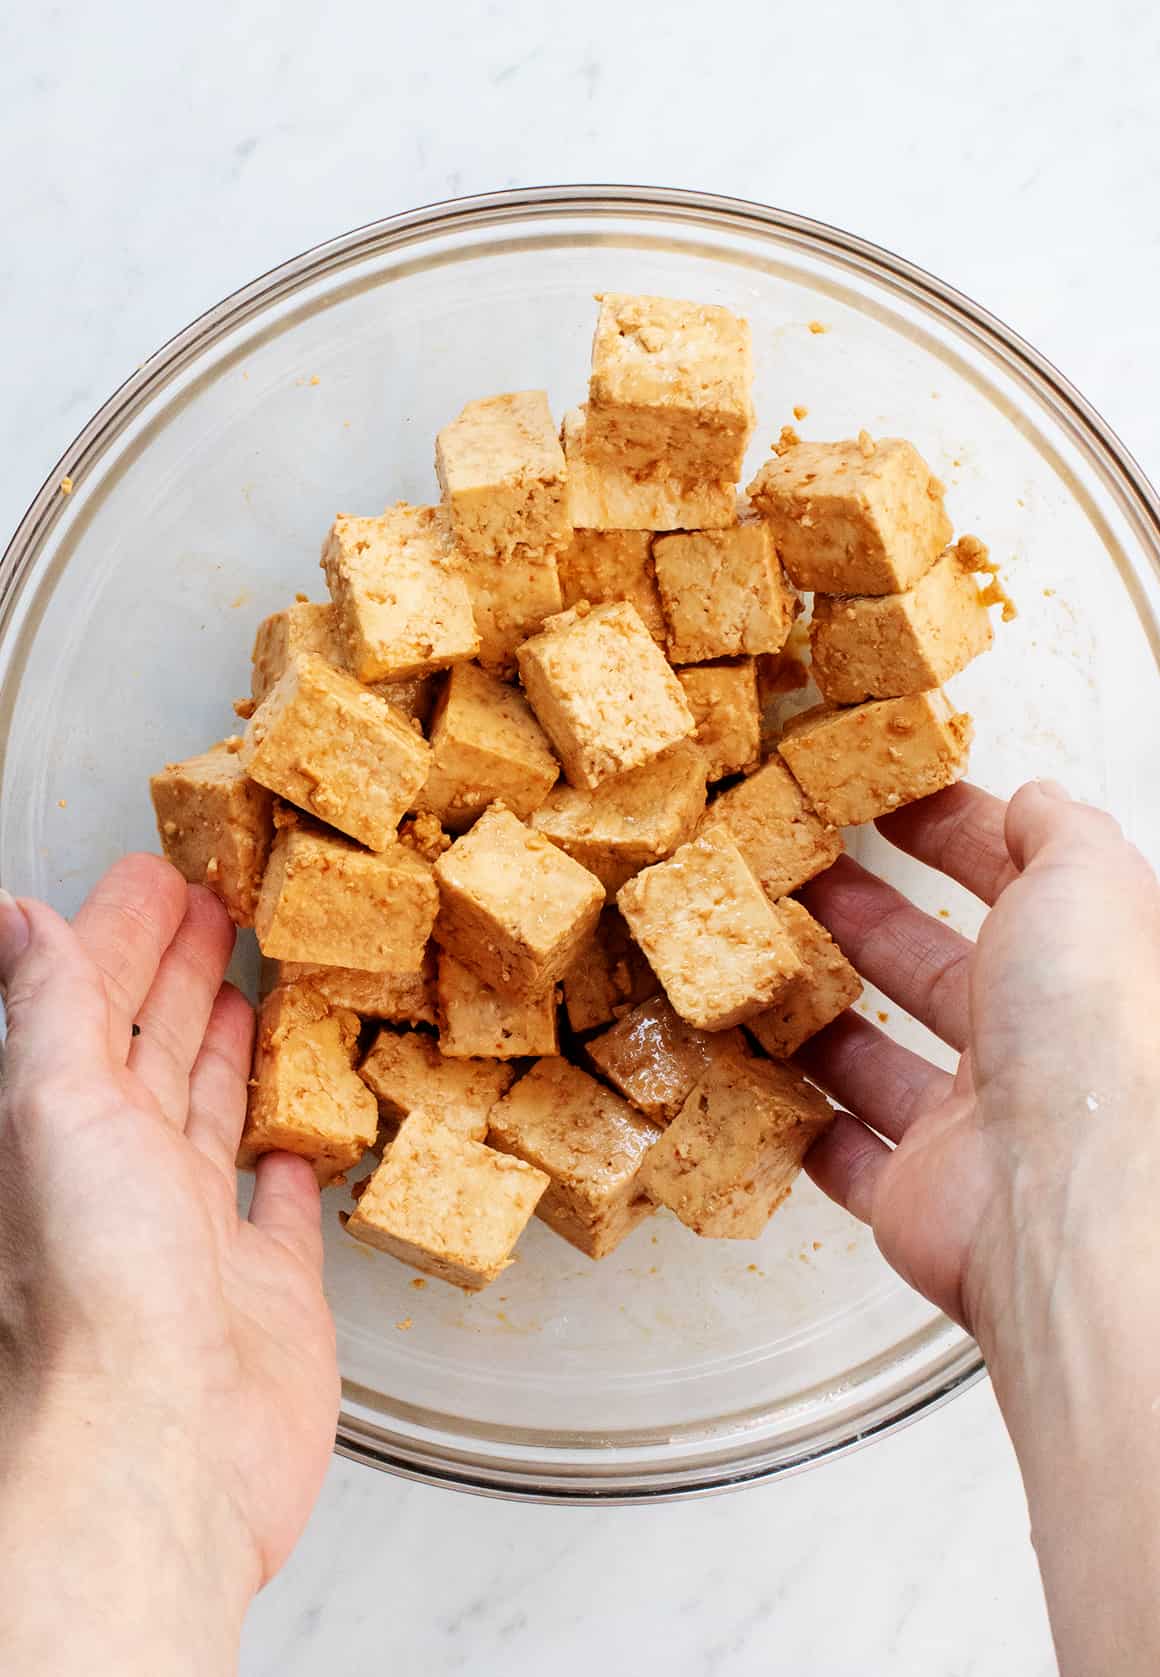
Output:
[433, 805, 604, 997]
[274, 954, 436, 1026]
[453, 547, 563, 678]
[321, 504, 478, 681]
[517, 600, 695, 790]
[556, 528, 667, 647]
[809, 542, 995, 703]
[617, 830, 805, 1031]
[255, 821, 438, 972]
[586, 995, 744, 1124]
[561, 406, 737, 533]
[560, 908, 659, 1035]
[238, 984, 378, 1185]
[676, 660, 761, 783]
[150, 740, 273, 927]
[638, 1041, 834, 1238]
[435, 390, 570, 561]
[359, 1025, 516, 1139]
[240, 653, 431, 850]
[487, 1058, 662, 1258]
[747, 436, 952, 595]
[250, 602, 346, 704]
[249, 600, 437, 721]
[436, 953, 559, 1060]
[653, 519, 799, 664]
[778, 691, 973, 827]
[529, 740, 706, 898]
[418, 662, 558, 831]
[695, 756, 843, 899]
[745, 900, 863, 1058]
[585, 293, 755, 481]
[345, 1111, 548, 1290]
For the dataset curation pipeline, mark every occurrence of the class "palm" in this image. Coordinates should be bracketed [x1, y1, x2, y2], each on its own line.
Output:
[2, 856, 338, 1583]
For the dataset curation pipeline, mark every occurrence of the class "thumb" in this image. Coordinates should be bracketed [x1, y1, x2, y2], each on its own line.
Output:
[0, 889, 112, 1093]
[1005, 781, 1130, 874]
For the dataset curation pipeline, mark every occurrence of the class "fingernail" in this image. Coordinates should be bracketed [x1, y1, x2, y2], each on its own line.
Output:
[0, 889, 31, 974]
[1037, 779, 1069, 801]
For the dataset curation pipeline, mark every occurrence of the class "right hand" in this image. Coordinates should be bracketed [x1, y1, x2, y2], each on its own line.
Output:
[797, 779, 1160, 1360]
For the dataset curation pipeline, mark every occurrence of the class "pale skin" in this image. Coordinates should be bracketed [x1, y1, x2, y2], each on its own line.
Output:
[0, 780, 1158, 1675]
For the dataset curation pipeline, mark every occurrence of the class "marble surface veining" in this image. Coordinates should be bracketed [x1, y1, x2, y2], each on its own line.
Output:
[4, 1, 1158, 1672]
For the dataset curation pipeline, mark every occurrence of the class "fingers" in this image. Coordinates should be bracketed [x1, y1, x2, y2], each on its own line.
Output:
[0, 891, 112, 1093]
[804, 1112, 888, 1225]
[795, 1011, 951, 1143]
[876, 782, 1018, 906]
[186, 983, 256, 1177]
[127, 888, 236, 1127]
[71, 854, 189, 1059]
[1005, 780, 1128, 872]
[249, 1152, 324, 1273]
[799, 855, 973, 1050]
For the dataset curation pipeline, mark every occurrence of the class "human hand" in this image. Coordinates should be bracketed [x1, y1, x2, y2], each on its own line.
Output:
[797, 779, 1160, 1353]
[0, 857, 338, 1673]
[800, 781, 1160, 1677]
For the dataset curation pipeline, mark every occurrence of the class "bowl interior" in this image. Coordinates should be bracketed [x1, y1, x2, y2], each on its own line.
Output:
[3, 191, 1158, 1498]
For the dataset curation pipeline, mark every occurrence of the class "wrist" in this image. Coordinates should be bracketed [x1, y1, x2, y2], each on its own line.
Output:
[969, 1193, 1160, 1677]
[964, 1148, 1160, 1425]
[2, 1384, 259, 1676]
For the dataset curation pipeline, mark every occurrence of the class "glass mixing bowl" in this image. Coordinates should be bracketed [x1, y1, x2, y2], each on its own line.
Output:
[3, 187, 1158, 1502]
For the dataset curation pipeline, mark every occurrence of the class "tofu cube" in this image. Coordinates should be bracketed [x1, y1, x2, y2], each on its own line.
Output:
[434, 805, 604, 996]
[586, 995, 743, 1124]
[345, 1112, 548, 1290]
[359, 1025, 517, 1139]
[240, 653, 431, 850]
[320, 504, 479, 681]
[249, 601, 438, 722]
[638, 1040, 834, 1238]
[809, 543, 995, 704]
[585, 293, 755, 481]
[562, 407, 737, 532]
[376, 673, 438, 727]
[255, 819, 438, 971]
[251, 602, 345, 704]
[617, 830, 804, 1031]
[436, 953, 559, 1060]
[529, 740, 706, 898]
[150, 740, 274, 928]
[653, 519, 799, 663]
[238, 984, 379, 1186]
[274, 952, 436, 1025]
[676, 659, 761, 782]
[487, 1058, 662, 1258]
[435, 391, 570, 561]
[418, 662, 559, 831]
[695, 757, 843, 898]
[454, 546, 564, 677]
[561, 908, 659, 1035]
[517, 600, 694, 790]
[747, 436, 953, 595]
[746, 899, 863, 1057]
[557, 529, 667, 647]
[778, 692, 973, 827]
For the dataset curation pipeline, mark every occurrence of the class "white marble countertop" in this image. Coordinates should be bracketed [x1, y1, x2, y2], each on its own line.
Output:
[4, 2, 1157, 1671]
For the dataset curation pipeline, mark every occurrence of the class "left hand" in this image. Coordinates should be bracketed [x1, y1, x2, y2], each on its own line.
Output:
[0, 857, 339, 1671]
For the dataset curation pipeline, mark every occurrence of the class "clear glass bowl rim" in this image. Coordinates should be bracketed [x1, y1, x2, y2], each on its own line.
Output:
[4, 184, 1158, 1504]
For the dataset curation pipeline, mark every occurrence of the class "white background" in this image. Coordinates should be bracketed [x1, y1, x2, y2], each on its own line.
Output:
[3, 3, 1157, 1672]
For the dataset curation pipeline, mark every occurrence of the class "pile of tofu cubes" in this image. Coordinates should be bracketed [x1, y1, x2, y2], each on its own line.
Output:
[150, 291, 996, 1292]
